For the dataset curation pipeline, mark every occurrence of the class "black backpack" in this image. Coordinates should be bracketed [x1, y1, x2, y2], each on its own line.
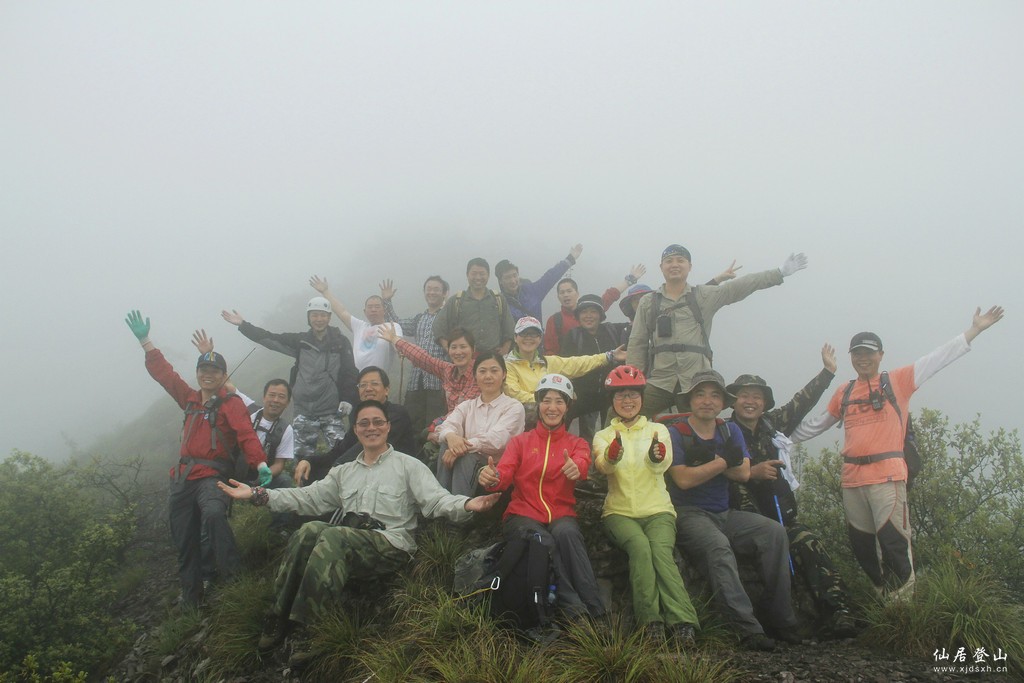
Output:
[838, 372, 922, 490]
[657, 413, 732, 466]
[453, 532, 554, 632]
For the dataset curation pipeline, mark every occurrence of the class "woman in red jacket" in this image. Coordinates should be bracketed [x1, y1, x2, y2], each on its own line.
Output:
[479, 373, 606, 621]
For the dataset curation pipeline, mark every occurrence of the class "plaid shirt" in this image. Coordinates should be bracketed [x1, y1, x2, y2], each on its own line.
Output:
[384, 300, 447, 391]
[394, 339, 480, 412]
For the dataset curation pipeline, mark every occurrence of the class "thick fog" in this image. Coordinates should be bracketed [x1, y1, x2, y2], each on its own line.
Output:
[2, 2, 1021, 460]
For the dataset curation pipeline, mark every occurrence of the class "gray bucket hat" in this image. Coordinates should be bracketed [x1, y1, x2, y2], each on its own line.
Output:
[726, 374, 775, 410]
[681, 369, 736, 408]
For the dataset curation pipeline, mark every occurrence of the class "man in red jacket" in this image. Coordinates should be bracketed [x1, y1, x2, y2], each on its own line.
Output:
[126, 310, 269, 606]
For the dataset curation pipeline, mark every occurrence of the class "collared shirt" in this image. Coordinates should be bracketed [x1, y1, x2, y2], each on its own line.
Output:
[394, 338, 480, 412]
[384, 300, 446, 391]
[267, 446, 472, 555]
[436, 393, 525, 458]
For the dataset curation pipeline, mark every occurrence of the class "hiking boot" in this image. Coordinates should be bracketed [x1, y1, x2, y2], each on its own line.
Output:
[741, 633, 776, 651]
[288, 648, 316, 669]
[642, 622, 666, 641]
[668, 623, 696, 650]
[826, 609, 858, 639]
[258, 614, 289, 651]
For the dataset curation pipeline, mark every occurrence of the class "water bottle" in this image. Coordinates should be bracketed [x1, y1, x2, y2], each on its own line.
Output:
[547, 584, 557, 607]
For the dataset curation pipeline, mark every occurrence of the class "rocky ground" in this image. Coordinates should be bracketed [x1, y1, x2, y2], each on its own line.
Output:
[104, 496, 1014, 683]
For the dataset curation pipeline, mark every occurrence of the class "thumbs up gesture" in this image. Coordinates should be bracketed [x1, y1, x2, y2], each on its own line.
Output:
[560, 450, 581, 481]
[648, 433, 666, 463]
[607, 432, 624, 464]
[478, 456, 500, 488]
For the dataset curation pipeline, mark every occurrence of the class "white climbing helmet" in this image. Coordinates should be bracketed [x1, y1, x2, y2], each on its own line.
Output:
[307, 297, 331, 314]
[534, 373, 576, 403]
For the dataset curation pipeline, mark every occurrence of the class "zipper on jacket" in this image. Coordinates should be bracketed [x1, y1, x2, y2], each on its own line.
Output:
[538, 430, 553, 523]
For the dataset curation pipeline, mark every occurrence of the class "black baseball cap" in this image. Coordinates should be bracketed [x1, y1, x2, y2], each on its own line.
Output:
[196, 352, 228, 372]
[849, 332, 883, 353]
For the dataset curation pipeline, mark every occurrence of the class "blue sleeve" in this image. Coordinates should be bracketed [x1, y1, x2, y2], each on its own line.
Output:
[523, 258, 571, 304]
[669, 426, 688, 466]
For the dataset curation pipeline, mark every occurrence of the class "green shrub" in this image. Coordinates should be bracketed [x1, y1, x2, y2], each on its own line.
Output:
[798, 410, 1024, 596]
[0, 452, 136, 676]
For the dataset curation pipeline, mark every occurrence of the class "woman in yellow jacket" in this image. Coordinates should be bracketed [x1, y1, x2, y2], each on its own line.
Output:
[592, 365, 699, 648]
[504, 316, 626, 410]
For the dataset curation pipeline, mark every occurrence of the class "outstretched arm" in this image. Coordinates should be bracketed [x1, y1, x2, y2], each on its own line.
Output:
[310, 275, 353, 329]
[964, 306, 1004, 344]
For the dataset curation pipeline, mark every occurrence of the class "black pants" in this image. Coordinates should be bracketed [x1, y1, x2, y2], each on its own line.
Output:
[169, 476, 240, 605]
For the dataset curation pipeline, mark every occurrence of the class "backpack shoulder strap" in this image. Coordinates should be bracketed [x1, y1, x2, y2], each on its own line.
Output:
[879, 371, 902, 423]
[838, 379, 857, 423]
[715, 417, 731, 444]
[492, 290, 506, 317]
[685, 287, 712, 363]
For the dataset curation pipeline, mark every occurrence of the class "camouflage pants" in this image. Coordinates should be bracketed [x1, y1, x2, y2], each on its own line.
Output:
[291, 413, 347, 461]
[786, 523, 850, 616]
[271, 521, 408, 625]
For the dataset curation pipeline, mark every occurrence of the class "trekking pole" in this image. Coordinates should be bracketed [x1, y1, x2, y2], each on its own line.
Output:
[773, 493, 796, 576]
[226, 347, 257, 381]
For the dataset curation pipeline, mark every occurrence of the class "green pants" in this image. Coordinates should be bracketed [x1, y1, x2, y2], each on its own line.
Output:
[272, 521, 409, 625]
[604, 512, 699, 627]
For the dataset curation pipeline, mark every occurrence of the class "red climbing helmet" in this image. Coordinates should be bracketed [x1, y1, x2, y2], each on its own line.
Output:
[604, 365, 647, 391]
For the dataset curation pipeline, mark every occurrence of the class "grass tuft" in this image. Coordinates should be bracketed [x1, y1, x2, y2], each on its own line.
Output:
[410, 522, 470, 586]
[202, 571, 274, 677]
[862, 558, 1024, 675]
[153, 606, 202, 657]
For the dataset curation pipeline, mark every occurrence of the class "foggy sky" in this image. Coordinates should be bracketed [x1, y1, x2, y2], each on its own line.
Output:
[2, 2, 1021, 460]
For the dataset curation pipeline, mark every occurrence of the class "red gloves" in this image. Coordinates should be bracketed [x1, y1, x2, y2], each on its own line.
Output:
[607, 432, 624, 463]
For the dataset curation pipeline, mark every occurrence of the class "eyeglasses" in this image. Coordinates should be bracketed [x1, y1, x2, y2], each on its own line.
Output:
[357, 381, 384, 390]
[355, 418, 389, 429]
[613, 391, 642, 401]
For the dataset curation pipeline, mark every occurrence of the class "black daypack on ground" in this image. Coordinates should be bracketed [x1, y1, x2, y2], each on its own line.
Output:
[453, 532, 554, 631]
[838, 372, 922, 490]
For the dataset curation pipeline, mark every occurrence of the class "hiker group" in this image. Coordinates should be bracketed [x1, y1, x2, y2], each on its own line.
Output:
[124, 241, 1003, 662]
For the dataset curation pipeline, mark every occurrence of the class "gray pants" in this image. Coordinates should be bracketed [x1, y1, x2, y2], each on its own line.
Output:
[435, 443, 482, 497]
[505, 514, 606, 620]
[675, 506, 797, 636]
[169, 476, 240, 606]
[640, 382, 688, 418]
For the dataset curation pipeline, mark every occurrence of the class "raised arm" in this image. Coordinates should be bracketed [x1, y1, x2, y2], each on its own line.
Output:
[769, 343, 838, 435]
[309, 275, 353, 329]
[710, 260, 742, 285]
[191, 329, 214, 355]
[964, 306, 1004, 344]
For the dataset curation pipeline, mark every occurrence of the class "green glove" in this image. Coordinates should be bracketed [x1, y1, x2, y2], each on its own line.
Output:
[125, 310, 151, 340]
[257, 463, 273, 487]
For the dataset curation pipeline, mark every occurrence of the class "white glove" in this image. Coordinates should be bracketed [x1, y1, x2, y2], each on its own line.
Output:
[780, 253, 808, 278]
[338, 401, 353, 417]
